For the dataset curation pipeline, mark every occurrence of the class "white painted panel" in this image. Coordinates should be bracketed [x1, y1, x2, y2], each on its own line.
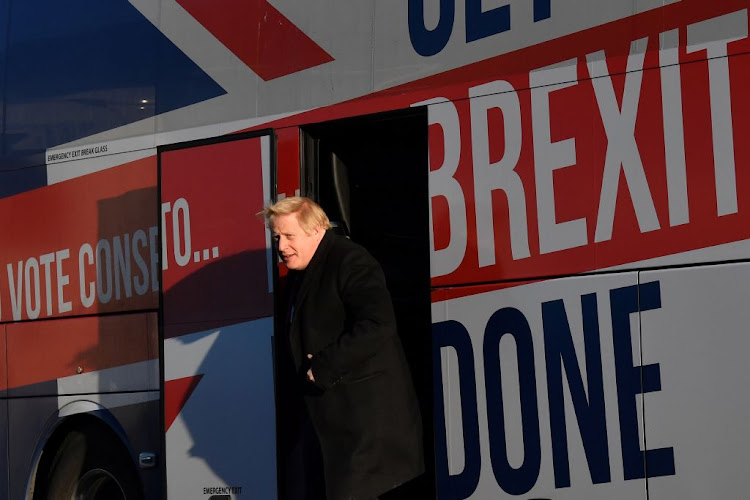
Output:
[433, 273, 650, 499]
[46, 147, 156, 184]
[640, 263, 750, 499]
[255, 0, 374, 117]
[56, 360, 159, 396]
[69, 0, 709, 151]
[373, 0, 683, 91]
[165, 318, 277, 499]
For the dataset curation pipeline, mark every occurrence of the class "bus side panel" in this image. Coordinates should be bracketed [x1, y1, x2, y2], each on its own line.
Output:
[7, 392, 160, 500]
[160, 138, 273, 331]
[426, 6, 750, 288]
[640, 263, 750, 498]
[8, 396, 57, 500]
[3, 0, 224, 173]
[0, 155, 158, 323]
[161, 135, 276, 499]
[163, 319, 276, 499]
[276, 126, 301, 198]
[6, 314, 158, 398]
[106, 396, 163, 500]
[5, 313, 159, 499]
[432, 273, 650, 499]
[0, 323, 8, 500]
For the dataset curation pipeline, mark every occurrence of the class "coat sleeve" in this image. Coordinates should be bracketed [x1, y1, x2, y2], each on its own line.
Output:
[309, 248, 397, 390]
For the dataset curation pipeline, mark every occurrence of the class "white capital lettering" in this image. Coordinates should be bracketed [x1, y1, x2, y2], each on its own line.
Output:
[161, 202, 171, 271]
[79, 244, 95, 308]
[24, 257, 41, 320]
[588, 38, 660, 242]
[660, 29, 689, 227]
[172, 198, 192, 267]
[56, 249, 72, 313]
[96, 239, 113, 304]
[39, 252, 55, 316]
[132, 229, 150, 296]
[469, 81, 529, 264]
[113, 234, 132, 300]
[7, 262, 23, 321]
[530, 59, 588, 254]
[425, 99, 468, 277]
[687, 9, 747, 216]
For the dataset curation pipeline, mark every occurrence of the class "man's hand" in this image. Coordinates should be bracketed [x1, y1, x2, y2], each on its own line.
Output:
[306, 354, 315, 383]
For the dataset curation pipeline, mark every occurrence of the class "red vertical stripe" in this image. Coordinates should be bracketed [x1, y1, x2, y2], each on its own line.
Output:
[276, 126, 301, 197]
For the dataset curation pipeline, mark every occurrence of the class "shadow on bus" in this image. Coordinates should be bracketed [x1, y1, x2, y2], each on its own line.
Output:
[160, 248, 277, 497]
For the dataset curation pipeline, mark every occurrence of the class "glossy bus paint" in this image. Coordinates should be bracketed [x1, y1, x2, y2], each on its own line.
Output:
[0, 1, 748, 499]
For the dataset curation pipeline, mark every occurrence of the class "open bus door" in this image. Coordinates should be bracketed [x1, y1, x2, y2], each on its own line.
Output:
[300, 109, 435, 498]
[159, 132, 277, 499]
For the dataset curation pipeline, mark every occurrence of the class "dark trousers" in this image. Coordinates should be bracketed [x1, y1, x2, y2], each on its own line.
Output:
[282, 407, 326, 500]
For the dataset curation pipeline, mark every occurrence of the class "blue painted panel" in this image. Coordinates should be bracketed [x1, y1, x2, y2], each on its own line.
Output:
[0, 0, 8, 163]
[0, 165, 46, 199]
[3, 0, 226, 171]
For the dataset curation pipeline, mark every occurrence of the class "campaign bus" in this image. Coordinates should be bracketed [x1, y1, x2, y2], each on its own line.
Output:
[0, 0, 748, 498]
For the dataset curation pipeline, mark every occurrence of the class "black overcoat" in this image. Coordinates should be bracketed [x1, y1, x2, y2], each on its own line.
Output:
[280, 230, 423, 500]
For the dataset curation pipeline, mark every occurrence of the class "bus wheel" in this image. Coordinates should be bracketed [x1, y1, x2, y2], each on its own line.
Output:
[36, 425, 143, 500]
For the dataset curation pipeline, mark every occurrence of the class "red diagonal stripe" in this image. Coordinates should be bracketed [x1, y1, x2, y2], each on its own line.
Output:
[164, 374, 204, 431]
[178, 0, 333, 80]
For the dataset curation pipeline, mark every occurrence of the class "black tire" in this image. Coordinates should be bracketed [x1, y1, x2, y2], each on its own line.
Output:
[35, 424, 144, 500]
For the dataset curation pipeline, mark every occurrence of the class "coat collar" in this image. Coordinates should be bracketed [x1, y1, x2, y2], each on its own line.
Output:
[286, 230, 335, 366]
[289, 230, 334, 323]
[296, 230, 333, 297]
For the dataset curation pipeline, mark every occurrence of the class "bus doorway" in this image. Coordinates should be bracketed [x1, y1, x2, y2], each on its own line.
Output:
[301, 108, 434, 499]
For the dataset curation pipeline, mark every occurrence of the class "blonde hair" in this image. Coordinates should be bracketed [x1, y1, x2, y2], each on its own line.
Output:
[259, 196, 332, 235]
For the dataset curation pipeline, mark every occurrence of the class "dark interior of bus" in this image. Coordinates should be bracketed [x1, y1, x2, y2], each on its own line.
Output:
[302, 108, 435, 498]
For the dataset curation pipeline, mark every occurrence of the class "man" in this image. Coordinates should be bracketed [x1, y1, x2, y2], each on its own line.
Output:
[262, 197, 424, 500]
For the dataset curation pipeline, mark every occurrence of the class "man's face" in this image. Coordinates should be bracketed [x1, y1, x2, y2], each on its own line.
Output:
[270, 213, 324, 271]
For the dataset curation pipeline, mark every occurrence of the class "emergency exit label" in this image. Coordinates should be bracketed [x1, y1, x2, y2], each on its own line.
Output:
[204, 485, 243, 496]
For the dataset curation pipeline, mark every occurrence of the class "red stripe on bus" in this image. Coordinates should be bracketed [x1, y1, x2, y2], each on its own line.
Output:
[177, 0, 333, 80]
[0, 158, 158, 323]
[164, 374, 204, 431]
[431, 279, 544, 302]
[256, 0, 750, 287]
[6, 313, 157, 390]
